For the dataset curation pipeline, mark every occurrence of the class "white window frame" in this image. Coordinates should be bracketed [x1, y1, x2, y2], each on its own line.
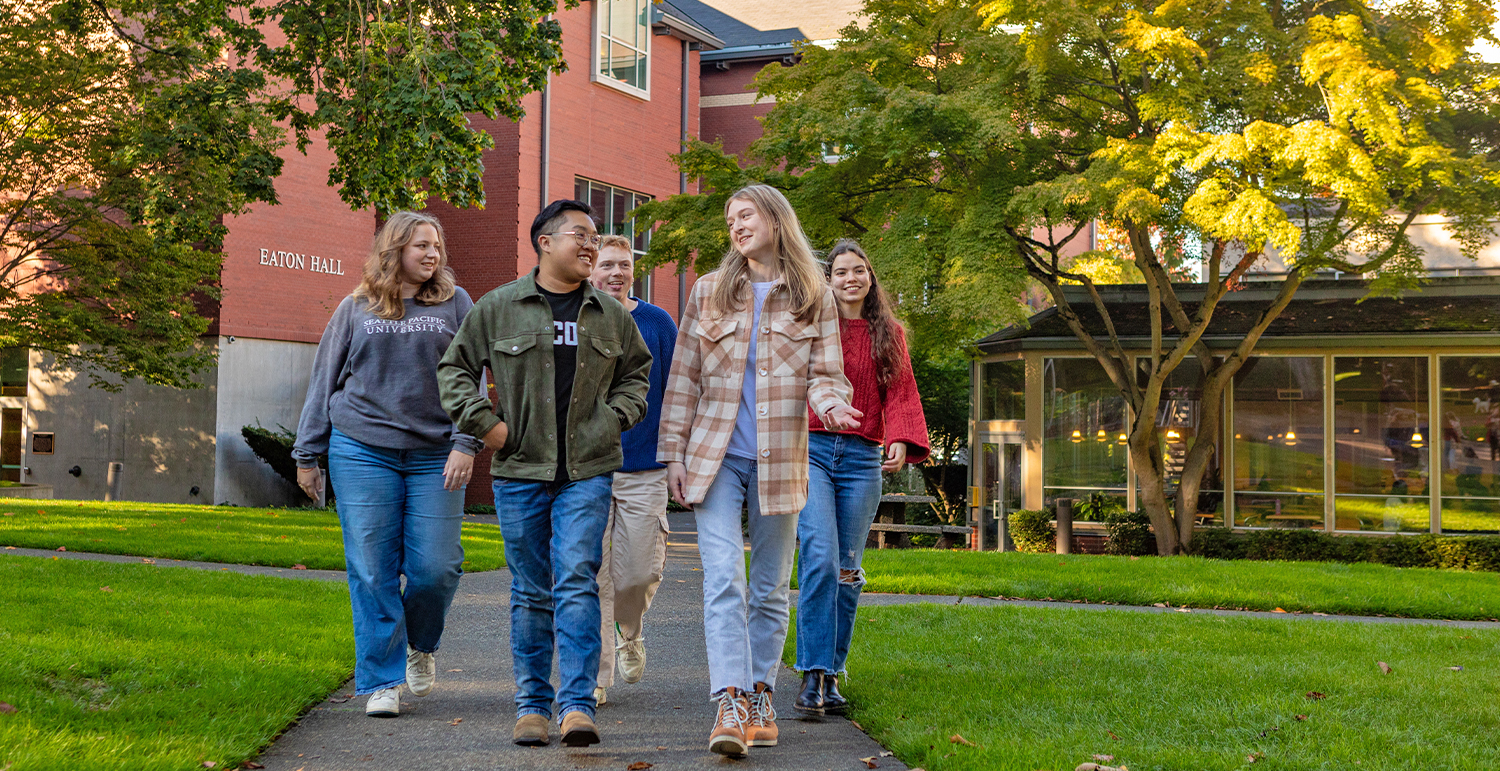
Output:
[575, 177, 654, 302]
[592, 0, 651, 100]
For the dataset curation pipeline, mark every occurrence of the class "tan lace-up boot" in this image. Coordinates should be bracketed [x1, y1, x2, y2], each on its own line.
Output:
[708, 687, 750, 757]
[746, 682, 778, 747]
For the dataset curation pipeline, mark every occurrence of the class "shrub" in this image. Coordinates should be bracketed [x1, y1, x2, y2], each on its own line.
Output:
[463, 504, 496, 517]
[1074, 491, 1124, 522]
[241, 423, 333, 505]
[1010, 509, 1055, 553]
[1104, 509, 1155, 556]
[1188, 528, 1500, 573]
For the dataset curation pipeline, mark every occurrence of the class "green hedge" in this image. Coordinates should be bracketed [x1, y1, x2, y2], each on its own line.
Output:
[1010, 509, 1055, 553]
[1190, 528, 1500, 573]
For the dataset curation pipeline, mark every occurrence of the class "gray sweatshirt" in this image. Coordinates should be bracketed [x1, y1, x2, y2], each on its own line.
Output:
[293, 290, 483, 467]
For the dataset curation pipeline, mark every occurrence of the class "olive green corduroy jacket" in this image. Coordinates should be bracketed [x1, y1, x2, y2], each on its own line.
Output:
[437, 269, 652, 481]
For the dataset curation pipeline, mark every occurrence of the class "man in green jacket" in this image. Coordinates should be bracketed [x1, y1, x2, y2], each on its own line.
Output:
[438, 199, 652, 749]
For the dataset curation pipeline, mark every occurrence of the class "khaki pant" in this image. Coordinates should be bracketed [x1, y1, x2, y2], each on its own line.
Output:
[596, 467, 670, 687]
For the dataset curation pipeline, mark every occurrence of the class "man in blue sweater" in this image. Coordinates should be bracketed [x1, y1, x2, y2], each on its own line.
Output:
[589, 235, 678, 704]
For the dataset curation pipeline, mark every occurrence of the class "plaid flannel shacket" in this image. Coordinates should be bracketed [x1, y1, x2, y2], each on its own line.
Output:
[657, 270, 853, 516]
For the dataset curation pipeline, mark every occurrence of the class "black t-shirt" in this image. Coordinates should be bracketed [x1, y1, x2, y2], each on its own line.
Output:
[539, 285, 584, 483]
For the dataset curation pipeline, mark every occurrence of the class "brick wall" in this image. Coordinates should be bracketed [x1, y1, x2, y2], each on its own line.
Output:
[219, 136, 375, 344]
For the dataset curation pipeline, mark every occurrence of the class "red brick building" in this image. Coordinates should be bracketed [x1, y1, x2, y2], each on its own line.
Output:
[17, 1, 876, 506]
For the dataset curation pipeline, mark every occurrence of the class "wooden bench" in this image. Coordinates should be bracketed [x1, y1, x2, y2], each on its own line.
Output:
[865, 494, 971, 549]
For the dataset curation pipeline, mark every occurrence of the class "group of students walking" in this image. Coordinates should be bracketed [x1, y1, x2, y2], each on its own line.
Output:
[292, 184, 928, 758]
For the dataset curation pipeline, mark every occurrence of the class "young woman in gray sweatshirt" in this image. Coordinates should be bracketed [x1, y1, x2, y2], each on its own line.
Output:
[292, 211, 481, 719]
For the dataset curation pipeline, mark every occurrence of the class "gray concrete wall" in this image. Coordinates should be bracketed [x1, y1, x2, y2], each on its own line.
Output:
[213, 336, 319, 507]
[24, 348, 219, 503]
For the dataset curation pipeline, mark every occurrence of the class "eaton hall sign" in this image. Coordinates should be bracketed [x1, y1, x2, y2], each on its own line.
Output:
[259, 247, 346, 276]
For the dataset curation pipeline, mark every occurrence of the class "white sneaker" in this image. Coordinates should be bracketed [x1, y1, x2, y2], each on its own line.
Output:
[406, 646, 436, 697]
[366, 686, 400, 717]
[594, 686, 608, 705]
[618, 637, 646, 684]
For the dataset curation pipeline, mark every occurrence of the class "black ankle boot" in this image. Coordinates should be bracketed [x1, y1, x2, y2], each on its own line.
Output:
[821, 673, 847, 713]
[794, 670, 825, 715]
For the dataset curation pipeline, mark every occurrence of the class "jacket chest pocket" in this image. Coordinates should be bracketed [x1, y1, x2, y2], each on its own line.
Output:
[492, 334, 541, 385]
[696, 318, 739, 379]
[769, 318, 817, 378]
[583, 335, 621, 388]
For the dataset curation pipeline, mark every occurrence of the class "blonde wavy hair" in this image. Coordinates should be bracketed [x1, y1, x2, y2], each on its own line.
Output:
[353, 211, 457, 320]
[709, 184, 825, 323]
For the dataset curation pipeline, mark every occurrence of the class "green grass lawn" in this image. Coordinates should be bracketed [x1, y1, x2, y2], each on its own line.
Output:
[0, 499, 504, 572]
[821, 603, 1500, 771]
[851, 549, 1500, 620]
[0, 556, 353, 771]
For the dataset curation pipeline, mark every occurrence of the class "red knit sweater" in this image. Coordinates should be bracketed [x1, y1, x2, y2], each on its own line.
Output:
[809, 318, 931, 464]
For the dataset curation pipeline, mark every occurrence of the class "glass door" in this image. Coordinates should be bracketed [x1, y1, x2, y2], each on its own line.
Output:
[975, 437, 1024, 551]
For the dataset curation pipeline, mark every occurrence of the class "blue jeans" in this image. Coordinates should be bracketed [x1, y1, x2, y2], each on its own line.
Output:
[696, 456, 800, 695]
[493, 475, 612, 721]
[795, 432, 884, 675]
[328, 429, 465, 695]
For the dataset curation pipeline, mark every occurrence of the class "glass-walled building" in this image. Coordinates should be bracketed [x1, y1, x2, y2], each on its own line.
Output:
[969, 277, 1500, 549]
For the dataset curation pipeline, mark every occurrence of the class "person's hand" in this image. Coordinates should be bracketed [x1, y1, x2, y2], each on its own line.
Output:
[881, 442, 909, 474]
[482, 421, 509, 451]
[666, 461, 691, 509]
[822, 404, 864, 431]
[443, 450, 475, 491]
[296, 466, 324, 502]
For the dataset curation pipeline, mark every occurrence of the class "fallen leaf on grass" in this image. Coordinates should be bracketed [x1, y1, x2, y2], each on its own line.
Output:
[1272, 608, 1286, 613]
[202, 763, 217, 769]
[1075, 764, 1127, 771]
[1152, 603, 1167, 608]
[99, 586, 113, 593]
[142, 558, 155, 564]
[1294, 715, 1307, 721]
[0, 702, 16, 713]
[180, 518, 188, 523]
[949, 734, 977, 747]
[859, 757, 878, 769]
[448, 718, 462, 726]
[1, 512, 12, 516]
[1093, 755, 1115, 761]
[851, 720, 863, 730]
[1449, 666, 1464, 671]
[292, 565, 307, 570]
[627, 763, 653, 771]
[241, 763, 265, 769]
[1107, 731, 1121, 741]
[1247, 752, 1264, 763]
[880, 752, 893, 757]
[327, 695, 351, 704]
[56, 547, 65, 552]
[4, 546, 13, 550]
[1377, 661, 1392, 675]
[1305, 692, 1326, 700]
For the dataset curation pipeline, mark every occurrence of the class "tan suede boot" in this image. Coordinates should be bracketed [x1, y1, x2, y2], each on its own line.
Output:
[708, 687, 750, 757]
[513, 714, 549, 746]
[561, 710, 601, 747]
[746, 682, 778, 747]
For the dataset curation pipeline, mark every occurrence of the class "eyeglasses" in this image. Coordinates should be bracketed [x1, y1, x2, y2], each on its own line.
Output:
[544, 231, 602, 249]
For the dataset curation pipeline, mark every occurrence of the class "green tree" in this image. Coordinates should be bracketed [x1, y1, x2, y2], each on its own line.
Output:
[1, 0, 564, 388]
[638, 0, 1500, 554]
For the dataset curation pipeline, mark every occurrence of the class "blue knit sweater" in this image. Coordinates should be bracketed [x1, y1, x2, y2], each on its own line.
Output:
[621, 299, 677, 472]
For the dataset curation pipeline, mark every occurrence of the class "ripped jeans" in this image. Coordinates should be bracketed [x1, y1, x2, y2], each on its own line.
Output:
[794, 431, 884, 675]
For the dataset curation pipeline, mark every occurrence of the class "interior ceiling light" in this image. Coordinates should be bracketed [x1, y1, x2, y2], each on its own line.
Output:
[1071, 429, 1083, 443]
[1411, 431, 1425, 449]
[1096, 429, 1107, 442]
[1284, 430, 1298, 446]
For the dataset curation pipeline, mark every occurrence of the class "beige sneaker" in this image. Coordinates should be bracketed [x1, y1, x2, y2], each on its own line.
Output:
[708, 687, 750, 757]
[561, 710, 601, 747]
[513, 714, 550, 746]
[365, 686, 399, 718]
[746, 682, 778, 747]
[406, 646, 436, 697]
[618, 637, 646, 684]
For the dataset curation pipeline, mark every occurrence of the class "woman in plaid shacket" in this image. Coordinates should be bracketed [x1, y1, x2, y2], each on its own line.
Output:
[657, 184, 860, 758]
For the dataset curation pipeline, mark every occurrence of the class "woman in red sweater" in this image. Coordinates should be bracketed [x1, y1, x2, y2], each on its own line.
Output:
[793, 239, 929, 715]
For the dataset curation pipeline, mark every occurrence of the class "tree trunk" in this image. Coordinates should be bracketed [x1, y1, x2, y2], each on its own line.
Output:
[1130, 440, 1180, 555]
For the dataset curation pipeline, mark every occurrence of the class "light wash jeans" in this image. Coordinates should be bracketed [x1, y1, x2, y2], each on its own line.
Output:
[493, 474, 612, 721]
[795, 432, 884, 675]
[328, 429, 465, 695]
[695, 456, 799, 695]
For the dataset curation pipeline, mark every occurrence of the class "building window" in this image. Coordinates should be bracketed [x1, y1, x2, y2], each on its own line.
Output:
[595, 0, 650, 96]
[575, 178, 653, 302]
[1232, 357, 1325, 529]
[1042, 358, 1128, 506]
[979, 360, 1024, 421]
[1, 348, 26, 397]
[1333, 357, 1430, 533]
[1438, 356, 1500, 534]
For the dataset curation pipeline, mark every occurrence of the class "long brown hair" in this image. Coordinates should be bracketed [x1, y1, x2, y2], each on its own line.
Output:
[708, 185, 824, 322]
[827, 239, 904, 387]
[353, 211, 457, 320]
